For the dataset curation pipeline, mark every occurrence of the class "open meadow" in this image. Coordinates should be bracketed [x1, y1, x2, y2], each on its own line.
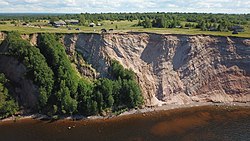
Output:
[1, 20, 249, 38]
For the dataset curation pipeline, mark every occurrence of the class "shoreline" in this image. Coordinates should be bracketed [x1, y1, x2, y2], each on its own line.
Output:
[1, 102, 250, 122]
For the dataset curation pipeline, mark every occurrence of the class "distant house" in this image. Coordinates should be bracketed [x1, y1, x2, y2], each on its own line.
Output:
[51, 20, 66, 28]
[101, 28, 107, 33]
[89, 23, 96, 27]
[65, 20, 79, 25]
[22, 23, 29, 26]
[230, 26, 244, 32]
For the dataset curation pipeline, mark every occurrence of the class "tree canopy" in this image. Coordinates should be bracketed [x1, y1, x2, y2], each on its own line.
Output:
[0, 32, 143, 117]
[7, 31, 54, 109]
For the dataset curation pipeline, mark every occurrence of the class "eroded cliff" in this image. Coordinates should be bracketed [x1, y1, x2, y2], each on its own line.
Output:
[1, 32, 249, 107]
[63, 33, 250, 106]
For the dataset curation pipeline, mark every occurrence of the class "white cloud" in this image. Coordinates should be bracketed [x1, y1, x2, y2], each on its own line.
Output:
[24, 0, 41, 3]
[0, 0, 249, 13]
[0, 0, 9, 6]
[167, 4, 178, 8]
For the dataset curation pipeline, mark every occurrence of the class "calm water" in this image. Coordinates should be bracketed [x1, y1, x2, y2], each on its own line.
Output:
[0, 106, 249, 141]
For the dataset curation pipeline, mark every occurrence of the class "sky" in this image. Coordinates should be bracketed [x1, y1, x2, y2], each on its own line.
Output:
[0, 0, 249, 14]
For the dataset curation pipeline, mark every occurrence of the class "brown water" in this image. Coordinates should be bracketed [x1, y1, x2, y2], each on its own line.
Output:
[0, 106, 250, 141]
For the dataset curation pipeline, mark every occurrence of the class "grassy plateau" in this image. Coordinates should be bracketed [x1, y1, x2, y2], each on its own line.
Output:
[0, 20, 250, 38]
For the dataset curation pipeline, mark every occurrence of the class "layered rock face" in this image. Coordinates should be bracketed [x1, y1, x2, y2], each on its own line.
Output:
[63, 33, 250, 106]
[1, 32, 249, 107]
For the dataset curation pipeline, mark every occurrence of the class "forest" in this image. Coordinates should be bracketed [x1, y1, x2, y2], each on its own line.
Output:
[0, 31, 143, 118]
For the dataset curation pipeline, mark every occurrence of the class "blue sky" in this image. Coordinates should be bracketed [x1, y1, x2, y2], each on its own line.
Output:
[0, 0, 249, 13]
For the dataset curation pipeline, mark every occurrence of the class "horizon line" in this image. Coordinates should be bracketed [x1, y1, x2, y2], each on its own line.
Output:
[0, 12, 249, 15]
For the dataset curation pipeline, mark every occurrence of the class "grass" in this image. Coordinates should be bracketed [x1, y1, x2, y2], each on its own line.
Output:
[0, 20, 249, 38]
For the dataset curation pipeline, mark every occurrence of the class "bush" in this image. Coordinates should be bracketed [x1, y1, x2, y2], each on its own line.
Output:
[0, 21, 7, 24]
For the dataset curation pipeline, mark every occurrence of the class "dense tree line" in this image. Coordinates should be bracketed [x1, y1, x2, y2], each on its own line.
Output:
[137, 14, 247, 32]
[139, 15, 181, 28]
[7, 32, 54, 109]
[37, 33, 79, 115]
[195, 20, 240, 31]
[1, 13, 249, 28]
[0, 32, 144, 117]
[1, 13, 249, 24]
[37, 33, 143, 116]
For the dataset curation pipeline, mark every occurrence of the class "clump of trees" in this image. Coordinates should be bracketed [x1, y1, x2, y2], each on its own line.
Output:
[137, 14, 245, 32]
[196, 20, 232, 31]
[79, 14, 86, 26]
[139, 15, 181, 29]
[7, 31, 54, 109]
[0, 73, 18, 118]
[37, 34, 143, 116]
[94, 60, 143, 112]
[38, 33, 79, 115]
[138, 18, 152, 28]
[1, 32, 144, 117]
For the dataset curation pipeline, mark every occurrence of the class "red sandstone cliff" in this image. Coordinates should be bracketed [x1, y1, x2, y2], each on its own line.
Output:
[1, 32, 249, 107]
[63, 33, 250, 106]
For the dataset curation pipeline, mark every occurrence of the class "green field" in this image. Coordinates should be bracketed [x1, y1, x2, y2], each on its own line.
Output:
[1, 20, 250, 38]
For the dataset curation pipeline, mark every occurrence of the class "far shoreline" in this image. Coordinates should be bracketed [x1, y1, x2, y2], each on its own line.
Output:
[1, 101, 250, 123]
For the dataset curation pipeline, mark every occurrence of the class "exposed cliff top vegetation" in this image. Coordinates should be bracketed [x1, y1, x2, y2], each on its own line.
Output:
[0, 31, 143, 118]
[0, 13, 249, 37]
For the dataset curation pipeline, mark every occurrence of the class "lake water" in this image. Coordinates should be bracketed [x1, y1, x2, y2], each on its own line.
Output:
[0, 106, 249, 141]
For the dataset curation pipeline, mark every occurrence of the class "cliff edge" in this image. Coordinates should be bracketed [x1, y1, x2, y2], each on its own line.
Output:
[1, 32, 250, 107]
[63, 33, 250, 106]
